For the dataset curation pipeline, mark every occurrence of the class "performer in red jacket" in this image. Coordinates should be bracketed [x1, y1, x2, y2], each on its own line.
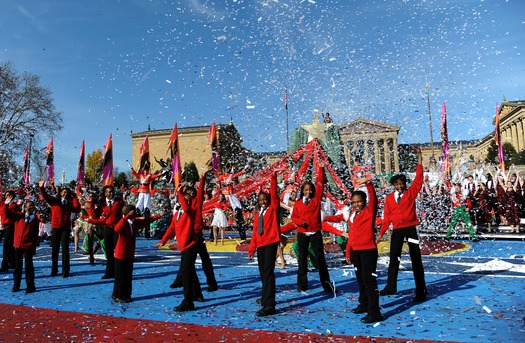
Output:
[325, 178, 383, 324]
[169, 168, 218, 292]
[0, 190, 21, 272]
[39, 181, 81, 278]
[112, 204, 162, 303]
[155, 185, 203, 312]
[376, 146, 427, 302]
[248, 169, 283, 317]
[1, 200, 40, 293]
[289, 160, 335, 294]
[85, 185, 125, 279]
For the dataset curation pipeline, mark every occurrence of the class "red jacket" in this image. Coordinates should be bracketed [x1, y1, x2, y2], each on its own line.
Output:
[114, 213, 161, 260]
[249, 173, 281, 256]
[131, 170, 162, 193]
[192, 173, 207, 233]
[39, 186, 81, 230]
[325, 182, 378, 257]
[379, 164, 423, 237]
[160, 191, 197, 251]
[0, 200, 20, 226]
[0, 202, 39, 250]
[290, 165, 324, 233]
[87, 197, 125, 228]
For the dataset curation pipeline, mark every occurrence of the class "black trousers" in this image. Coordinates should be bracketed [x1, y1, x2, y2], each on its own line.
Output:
[384, 226, 427, 296]
[113, 258, 133, 299]
[179, 244, 202, 307]
[103, 226, 117, 277]
[235, 208, 247, 240]
[51, 228, 70, 275]
[352, 248, 380, 316]
[1, 224, 15, 270]
[174, 232, 217, 288]
[257, 242, 278, 308]
[297, 231, 330, 290]
[13, 247, 35, 290]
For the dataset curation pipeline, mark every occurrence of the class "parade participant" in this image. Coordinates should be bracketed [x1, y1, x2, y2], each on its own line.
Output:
[288, 159, 336, 294]
[85, 186, 125, 279]
[445, 183, 478, 241]
[131, 161, 162, 216]
[0, 190, 20, 272]
[376, 146, 428, 302]
[39, 181, 81, 278]
[1, 200, 40, 293]
[325, 178, 383, 323]
[169, 168, 218, 292]
[155, 184, 204, 312]
[81, 192, 103, 264]
[216, 168, 247, 241]
[112, 204, 162, 303]
[211, 194, 229, 245]
[248, 169, 282, 317]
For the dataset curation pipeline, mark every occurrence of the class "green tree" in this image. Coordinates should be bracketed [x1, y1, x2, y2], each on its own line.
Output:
[182, 161, 199, 183]
[486, 141, 519, 165]
[115, 171, 129, 188]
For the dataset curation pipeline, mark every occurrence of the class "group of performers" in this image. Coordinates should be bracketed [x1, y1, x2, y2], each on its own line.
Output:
[2, 144, 524, 325]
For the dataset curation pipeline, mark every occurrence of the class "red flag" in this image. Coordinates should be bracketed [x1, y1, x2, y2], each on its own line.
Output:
[22, 144, 30, 186]
[440, 102, 450, 178]
[208, 121, 220, 173]
[494, 102, 505, 172]
[167, 124, 182, 188]
[137, 135, 150, 170]
[102, 134, 113, 187]
[76, 140, 85, 194]
[44, 138, 54, 186]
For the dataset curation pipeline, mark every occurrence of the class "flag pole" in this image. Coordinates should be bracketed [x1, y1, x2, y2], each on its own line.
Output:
[426, 83, 435, 162]
[284, 89, 289, 150]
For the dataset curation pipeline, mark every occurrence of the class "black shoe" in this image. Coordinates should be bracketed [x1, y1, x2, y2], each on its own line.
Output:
[25, 288, 36, 294]
[413, 290, 428, 303]
[62, 273, 70, 278]
[256, 306, 276, 317]
[379, 288, 396, 296]
[173, 303, 195, 312]
[351, 306, 367, 314]
[11, 286, 20, 292]
[0, 267, 9, 272]
[114, 297, 130, 303]
[297, 285, 307, 292]
[207, 284, 218, 292]
[361, 313, 384, 324]
[323, 281, 336, 295]
[169, 281, 182, 289]
[256, 298, 262, 305]
[111, 294, 117, 301]
[101, 274, 113, 279]
[50, 272, 58, 277]
[194, 295, 205, 303]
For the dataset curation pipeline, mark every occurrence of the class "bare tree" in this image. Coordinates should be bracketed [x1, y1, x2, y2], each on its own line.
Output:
[0, 61, 63, 155]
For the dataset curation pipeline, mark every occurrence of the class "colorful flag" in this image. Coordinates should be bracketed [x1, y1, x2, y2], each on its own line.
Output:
[137, 135, 150, 170]
[76, 140, 85, 194]
[208, 121, 220, 172]
[494, 103, 505, 172]
[102, 134, 113, 187]
[22, 144, 30, 186]
[284, 89, 289, 111]
[440, 102, 450, 177]
[44, 138, 54, 186]
[167, 124, 182, 188]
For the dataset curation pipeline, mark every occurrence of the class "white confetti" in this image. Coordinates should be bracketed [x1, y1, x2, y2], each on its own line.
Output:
[483, 306, 492, 313]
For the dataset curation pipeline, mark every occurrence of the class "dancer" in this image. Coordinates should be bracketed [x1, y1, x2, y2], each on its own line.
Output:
[170, 168, 218, 292]
[112, 204, 162, 303]
[325, 178, 383, 323]
[289, 159, 336, 294]
[445, 183, 478, 241]
[0, 190, 20, 272]
[248, 169, 282, 316]
[211, 194, 229, 245]
[155, 184, 204, 312]
[131, 161, 162, 238]
[376, 146, 428, 302]
[39, 181, 81, 278]
[216, 168, 246, 241]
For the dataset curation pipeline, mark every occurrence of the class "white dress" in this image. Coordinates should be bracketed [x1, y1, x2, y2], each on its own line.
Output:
[211, 207, 228, 228]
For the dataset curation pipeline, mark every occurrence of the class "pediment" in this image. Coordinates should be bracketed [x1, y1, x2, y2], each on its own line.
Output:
[338, 119, 400, 135]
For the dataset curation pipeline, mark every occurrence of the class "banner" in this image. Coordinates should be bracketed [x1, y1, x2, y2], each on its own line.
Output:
[102, 134, 113, 187]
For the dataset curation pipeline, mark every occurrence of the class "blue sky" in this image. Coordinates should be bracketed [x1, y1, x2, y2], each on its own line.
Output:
[1, 0, 524, 181]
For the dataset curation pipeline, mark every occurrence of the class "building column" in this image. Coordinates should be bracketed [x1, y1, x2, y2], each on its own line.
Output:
[384, 139, 392, 174]
[393, 138, 400, 172]
[373, 140, 380, 173]
[517, 120, 525, 153]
